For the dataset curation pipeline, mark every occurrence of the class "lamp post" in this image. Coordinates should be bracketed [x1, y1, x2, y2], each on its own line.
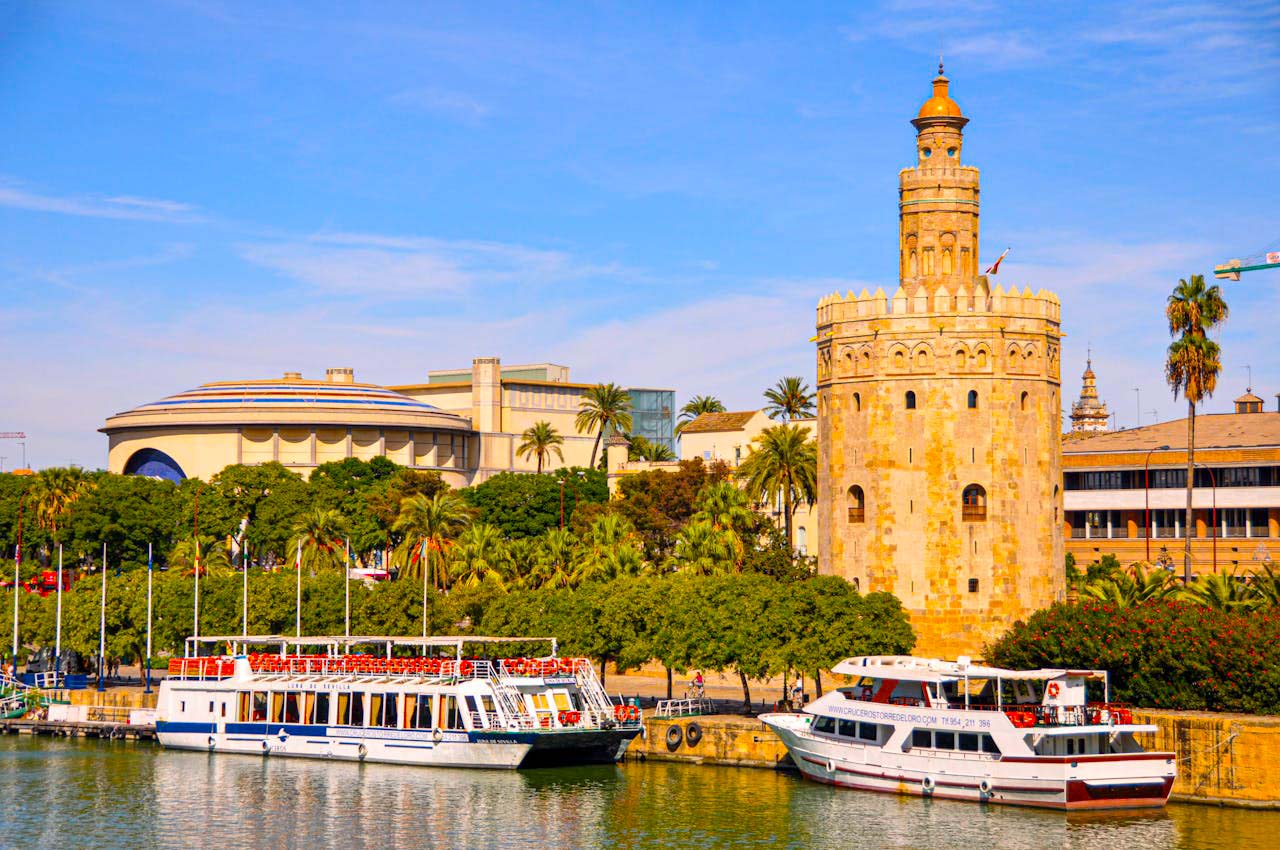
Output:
[145, 542, 153, 694]
[559, 470, 588, 530]
[1144, 444, 1171, 562]
[11, 494, 23, 680]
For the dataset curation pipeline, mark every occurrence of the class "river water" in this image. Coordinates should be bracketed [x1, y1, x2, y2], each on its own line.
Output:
[0, 736, 1272, 849]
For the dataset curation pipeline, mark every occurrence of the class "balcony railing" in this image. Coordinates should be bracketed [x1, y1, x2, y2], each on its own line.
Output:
[847, 507, 865, 523]
[961, 505, 986, 522]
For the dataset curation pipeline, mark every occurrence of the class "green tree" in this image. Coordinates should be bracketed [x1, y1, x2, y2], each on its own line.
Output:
[576, 383, 634, 469]
[530, 528, 578, 589]
[392, 492, 472, 590]
[364, 469, 449, 557]
[291, 508, 350, 572]
[1080, 561, 1178, 607]
[309, 457, 401, 555]
[1165, 274, 1228, 582]
[668, 520, 738, 575]
[1179, 570, 1261, 612]
[461, 469, 605, 538]
[200, 463, 311, 562]
[763, 376, 815, 422]
[691, 480, 754, 565]
[606, 458, 732, 561]
[736, 424, 818, 552]
[26, 466, 94, 556]
[627, 435, 676, 462]
[168, 535, 233, 577]
[574, 514, 644, 584]
[448, 523, 511, 588]
[64, 473, 183, 570]
[516, 421, 565, 474]
[676, 395, 726, 435]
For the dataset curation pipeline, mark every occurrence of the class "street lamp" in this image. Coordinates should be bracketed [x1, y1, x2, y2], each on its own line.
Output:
[559, 470, 587, 530]
[1144, 444, 1171, 562]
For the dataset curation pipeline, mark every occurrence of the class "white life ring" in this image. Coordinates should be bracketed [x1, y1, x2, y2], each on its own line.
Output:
[979, 779, 993, 795]
[921, 776, 936, 793]
[261, 740, 270, 754]
[432, 728, 444, 743]
[207, 735, 216, 750]
[825, 759, 836, 775]
[357, 743, 368, 760]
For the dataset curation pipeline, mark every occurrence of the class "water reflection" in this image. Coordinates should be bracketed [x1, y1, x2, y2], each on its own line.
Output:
[0, 736, 1274, 849]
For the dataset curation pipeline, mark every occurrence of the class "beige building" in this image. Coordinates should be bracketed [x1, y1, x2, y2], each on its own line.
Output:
[103, 358, 673, 485]
[1064, 392, 1280, 574]
[814, 67, 1064, 659]
[678, 410, 820, 559]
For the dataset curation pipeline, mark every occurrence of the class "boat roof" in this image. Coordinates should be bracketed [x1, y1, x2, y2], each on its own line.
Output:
[831, 656, 1107, 683]
[184, 634, 557, 651]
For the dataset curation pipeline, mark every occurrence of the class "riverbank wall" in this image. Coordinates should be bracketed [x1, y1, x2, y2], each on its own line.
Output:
[636, 709, 1280, 809]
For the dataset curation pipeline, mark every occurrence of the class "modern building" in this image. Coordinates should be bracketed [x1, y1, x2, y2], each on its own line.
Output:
[102, 369, 475, 485]
[814, 67, 1064, 658]
[1063, 391, 1280, 574]
[104, 358, 674, 484]
[1070, 358, 1111, 433]
[678, 410, 820, 559]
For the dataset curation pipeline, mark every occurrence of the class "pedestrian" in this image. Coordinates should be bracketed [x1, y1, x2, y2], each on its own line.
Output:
[692, 670, 705, 699]
[791, 677, 805, 708]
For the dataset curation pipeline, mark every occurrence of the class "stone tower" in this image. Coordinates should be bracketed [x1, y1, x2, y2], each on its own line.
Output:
[1070, 358, 1111, 432]
[814, 67, 1064, 659]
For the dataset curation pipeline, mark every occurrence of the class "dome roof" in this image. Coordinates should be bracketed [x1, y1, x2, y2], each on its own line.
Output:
[918, 72, 964, 119]
[134, 378, 446, 415]
[1235, 391, 1264, 404]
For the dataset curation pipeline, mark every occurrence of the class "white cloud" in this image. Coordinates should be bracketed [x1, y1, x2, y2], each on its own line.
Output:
[388, 87, 491, 120]
[0, 180, 202, 223]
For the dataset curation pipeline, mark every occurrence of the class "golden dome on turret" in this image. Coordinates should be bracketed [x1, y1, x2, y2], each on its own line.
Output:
[917, 64, 964, 119]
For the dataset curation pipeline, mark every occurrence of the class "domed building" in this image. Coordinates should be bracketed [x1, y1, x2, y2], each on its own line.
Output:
[101, 368, 475, 485]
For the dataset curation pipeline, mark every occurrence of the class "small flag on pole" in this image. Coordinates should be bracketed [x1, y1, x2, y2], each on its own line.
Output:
[984, 247, 1011, 275]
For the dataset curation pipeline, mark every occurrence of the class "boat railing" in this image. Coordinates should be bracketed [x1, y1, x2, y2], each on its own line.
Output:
[168, 657, 237, 681]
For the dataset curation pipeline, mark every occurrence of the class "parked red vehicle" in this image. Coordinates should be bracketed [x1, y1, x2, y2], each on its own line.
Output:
[0, 570, 77, 597]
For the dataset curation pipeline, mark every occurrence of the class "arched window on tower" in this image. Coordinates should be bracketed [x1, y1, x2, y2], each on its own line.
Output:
[847, 485, 865, 523]
[1020, 391, 1028, 411]
[853, 392, 862, 411]
[967, 390, 979, 409]
[942, 249, 953, 274]
[909, 251, 918, 277]
[905, 390, 917, 409]
[923, 248, 935, 275]
[962, 484, 987, 522]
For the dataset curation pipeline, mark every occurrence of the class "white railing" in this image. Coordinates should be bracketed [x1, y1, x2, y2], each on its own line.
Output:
[655, 697, 713, 718]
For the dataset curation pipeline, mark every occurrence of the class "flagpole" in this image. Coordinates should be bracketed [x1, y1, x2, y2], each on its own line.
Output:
[145, 542, 153, 694]
[421, 538, 429, 640]
[193, 491, 201, 643]
[344, 537, 351, 638]
[295, 539, 302, 639]
[242, 537, 249, 638]
[54, 544, 63, 676]
[10, 494, 23, 681]
[97, 542, 106, 693]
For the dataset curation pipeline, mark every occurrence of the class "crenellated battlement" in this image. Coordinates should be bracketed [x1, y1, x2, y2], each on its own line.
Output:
[816, 280, 1061, 325]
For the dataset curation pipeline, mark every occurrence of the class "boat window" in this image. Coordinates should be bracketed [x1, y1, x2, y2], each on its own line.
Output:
[284, 693, 301, 724]
[369, 695, 383, 727]
[382, 694, 399, 728]
[911, 728, 932, 749]
[812, 716, 837, 734]
[443, 695, 462, 730]
[238, 692, 250, 722]
[420, 695, 437, 729]
[552, 691, 572, 711]
[1066, 738, 1075, 755]
[464, 695, 481, 727]
[958, 732, 979, 752]
[857, 722, 879, 742]
[314, 692, 331, 725]
[837, 719, 859, 738]
[208, 701, 215, 715]
[337, 693, 351, 725]
[981, 734, 1001, 755]
[301, 693, 314, 724]
[270, 692, 285, 724]
[481, 695, 497, 720]
[935, 731, 955, 750]
[251, 692, 267, 722]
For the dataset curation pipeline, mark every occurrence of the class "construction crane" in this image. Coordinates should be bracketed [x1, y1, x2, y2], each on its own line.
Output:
[1215, 246, 1279, 280]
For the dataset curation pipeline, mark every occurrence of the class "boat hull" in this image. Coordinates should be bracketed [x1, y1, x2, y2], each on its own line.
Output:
[763, 714, 1174, 811]
[156, 721, 639, 770]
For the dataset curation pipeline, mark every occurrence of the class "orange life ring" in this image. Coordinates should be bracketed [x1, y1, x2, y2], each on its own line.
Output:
[557, 710, 568, 725]
[459, 660, 475, 677]
[1047, 682, 1060, 698]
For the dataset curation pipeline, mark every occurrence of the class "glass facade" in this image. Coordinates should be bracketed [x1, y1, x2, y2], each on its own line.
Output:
[627, 388, 675, 454]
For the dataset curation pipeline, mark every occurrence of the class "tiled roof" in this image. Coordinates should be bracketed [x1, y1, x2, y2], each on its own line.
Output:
[1063, 412, 1280, 455]
[680, 411, 759, 434]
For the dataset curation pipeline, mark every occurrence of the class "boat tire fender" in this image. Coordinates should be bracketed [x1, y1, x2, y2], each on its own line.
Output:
[685, 722, 703, 747]
[665, 724, 683, 750]
[207, 735, 216, 750]
[979, 779, 993, 796]
[921, 776, 935, 793]
[432, 729, 444, 743]
[261, 740, 270, 755]
[358, 743, 368, 760]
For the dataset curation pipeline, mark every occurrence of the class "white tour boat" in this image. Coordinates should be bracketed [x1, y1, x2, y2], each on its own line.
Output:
[155, 635, 643, 769]
[762, 655, 1175, 810]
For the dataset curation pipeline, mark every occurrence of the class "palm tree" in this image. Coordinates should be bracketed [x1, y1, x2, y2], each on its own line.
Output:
[505, 538, 541, 589]
[1166, 274, 1228, 582]
[392, 492, 472, 590]
[516, 421, 564, 473]
[692, 480, 755, 564]
[1179, 570, 1261, 612]
[169, 535, 233, 577]
[449, 523, 512, 588]
[531, 528, 578, 589]
[26, 466, 94, 548]
[576, 383, 633, 468]
[763, 377, 815, 422]
[1250, 563, 1280, 608]
[627, 435, 676, 462]
[1080, 562, 1178, 607]
[676, 395, 726, 434]
[291, 508, 349, 572]
[669, 520, 737, 575]
[736, 424, 818, 552]
[574, 514, 644, 583]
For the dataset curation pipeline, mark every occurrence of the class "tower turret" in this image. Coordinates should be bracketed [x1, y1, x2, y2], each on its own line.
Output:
[1070, 358, 1111, 432]
[899, 64, 981, 289]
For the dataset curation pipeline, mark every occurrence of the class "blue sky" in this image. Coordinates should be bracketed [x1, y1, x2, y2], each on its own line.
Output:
[2, 1, 1278, 469]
